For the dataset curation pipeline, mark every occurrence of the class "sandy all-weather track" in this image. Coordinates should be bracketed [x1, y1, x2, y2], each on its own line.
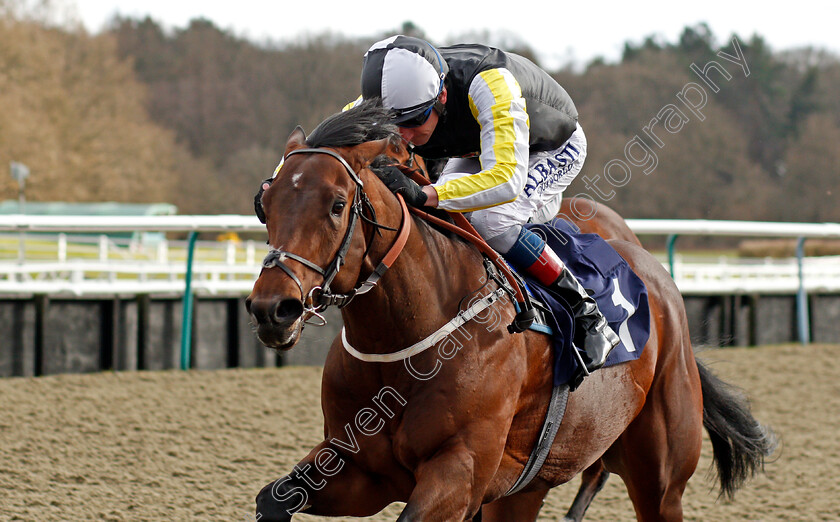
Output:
[1, 343, 838, 521]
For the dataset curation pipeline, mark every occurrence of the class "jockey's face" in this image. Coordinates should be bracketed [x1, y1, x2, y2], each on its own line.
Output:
[397, 86, 447, 146]
[398, 109, 439, 146]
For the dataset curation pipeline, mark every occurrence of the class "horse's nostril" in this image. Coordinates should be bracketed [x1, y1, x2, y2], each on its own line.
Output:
[273, 299, 304, 324]
[245, 297, 253, 315]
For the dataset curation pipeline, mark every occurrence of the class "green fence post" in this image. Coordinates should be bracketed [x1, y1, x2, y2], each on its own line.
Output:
[796, 236, 810, 345]
[180, 231, 198, 370]
[666, 234, 678, 279]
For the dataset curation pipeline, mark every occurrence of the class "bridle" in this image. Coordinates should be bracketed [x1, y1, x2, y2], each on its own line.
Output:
[259, 147, 411, 324]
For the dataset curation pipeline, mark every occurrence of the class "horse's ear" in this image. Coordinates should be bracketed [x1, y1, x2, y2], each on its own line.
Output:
[345, 138, 391, 171]
[284, 126, 307, 156]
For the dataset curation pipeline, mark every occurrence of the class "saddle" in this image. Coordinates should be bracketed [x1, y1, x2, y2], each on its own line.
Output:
[520, 220, 650, 385]
[391, 163, 650, 387]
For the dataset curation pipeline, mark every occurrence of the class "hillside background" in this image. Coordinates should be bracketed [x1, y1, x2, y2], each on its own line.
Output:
[2, 4, 839, 220]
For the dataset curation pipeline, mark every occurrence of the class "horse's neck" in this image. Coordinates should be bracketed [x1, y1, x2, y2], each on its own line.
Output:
[341, 217, 487, 353]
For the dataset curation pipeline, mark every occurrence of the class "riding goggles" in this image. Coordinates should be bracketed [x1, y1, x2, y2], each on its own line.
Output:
[395, 104, 435, 128]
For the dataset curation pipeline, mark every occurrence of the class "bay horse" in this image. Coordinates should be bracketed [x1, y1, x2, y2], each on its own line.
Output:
[247, 105, 775, 521]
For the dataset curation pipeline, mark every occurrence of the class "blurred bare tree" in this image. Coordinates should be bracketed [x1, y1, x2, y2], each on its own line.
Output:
[2, 11, 839, 220]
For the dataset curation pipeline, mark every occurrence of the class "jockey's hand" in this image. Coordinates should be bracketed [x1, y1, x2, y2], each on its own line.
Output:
[374, 166, 428, 207]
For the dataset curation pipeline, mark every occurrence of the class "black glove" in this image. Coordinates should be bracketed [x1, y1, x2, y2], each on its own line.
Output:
[374, 166, 428, 207]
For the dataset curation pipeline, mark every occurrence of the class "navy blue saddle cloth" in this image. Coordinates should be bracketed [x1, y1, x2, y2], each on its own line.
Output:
[521, 219, 651, 386]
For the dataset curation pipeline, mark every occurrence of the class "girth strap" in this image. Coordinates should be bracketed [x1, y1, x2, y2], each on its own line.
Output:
[505, 384, 570, 496]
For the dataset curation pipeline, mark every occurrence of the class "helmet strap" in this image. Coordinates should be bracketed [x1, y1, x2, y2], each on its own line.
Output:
[433, 77, 447, 119]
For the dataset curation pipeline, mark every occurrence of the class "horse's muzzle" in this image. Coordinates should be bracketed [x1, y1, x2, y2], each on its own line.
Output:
[246, 297, 304, 350]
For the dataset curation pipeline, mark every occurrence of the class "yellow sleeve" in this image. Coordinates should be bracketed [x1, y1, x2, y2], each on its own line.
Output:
[434, 68, 530, 212]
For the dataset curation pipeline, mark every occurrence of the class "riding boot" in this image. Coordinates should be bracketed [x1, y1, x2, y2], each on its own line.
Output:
[503, 227, 619, 374]
[551, 264, 620, 373]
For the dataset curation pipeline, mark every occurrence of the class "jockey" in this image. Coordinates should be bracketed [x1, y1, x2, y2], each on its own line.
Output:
[353, 35, 619, 375]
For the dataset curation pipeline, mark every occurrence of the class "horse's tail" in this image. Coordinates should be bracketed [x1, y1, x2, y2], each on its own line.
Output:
[696, 357, 778, 500]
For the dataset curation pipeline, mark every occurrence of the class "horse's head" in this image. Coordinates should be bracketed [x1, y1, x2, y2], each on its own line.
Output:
[247, 107, 400, 350]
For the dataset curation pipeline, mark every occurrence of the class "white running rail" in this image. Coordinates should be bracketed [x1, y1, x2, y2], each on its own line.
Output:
[1, 215, 839, 296]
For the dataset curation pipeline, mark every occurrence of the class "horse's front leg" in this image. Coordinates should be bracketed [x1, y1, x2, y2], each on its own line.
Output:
[255, 441, 403, 521]
[396, 439, 491, 522]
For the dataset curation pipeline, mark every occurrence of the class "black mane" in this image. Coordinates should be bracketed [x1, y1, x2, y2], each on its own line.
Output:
[306, 100, 400, 148]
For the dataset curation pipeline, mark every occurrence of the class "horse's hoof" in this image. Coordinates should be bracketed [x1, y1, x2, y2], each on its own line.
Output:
[255, 478, 299, 522]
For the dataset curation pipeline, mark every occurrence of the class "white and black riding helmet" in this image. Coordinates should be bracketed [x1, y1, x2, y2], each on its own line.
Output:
[361, 35, 448, 126]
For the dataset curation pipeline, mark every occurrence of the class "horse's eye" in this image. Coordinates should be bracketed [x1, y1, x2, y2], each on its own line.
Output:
[331, 200, 346, 216]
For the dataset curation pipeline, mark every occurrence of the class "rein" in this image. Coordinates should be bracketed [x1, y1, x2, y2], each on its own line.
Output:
[399, 166, 536, 332]
[262, 148, 411, 322]
[339, 163, 538, 363]
[261, 146, 532, 362]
